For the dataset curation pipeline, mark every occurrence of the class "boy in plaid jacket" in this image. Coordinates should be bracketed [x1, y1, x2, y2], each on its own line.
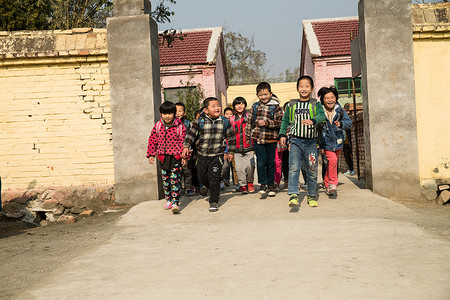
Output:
[182, 97, 236, 212]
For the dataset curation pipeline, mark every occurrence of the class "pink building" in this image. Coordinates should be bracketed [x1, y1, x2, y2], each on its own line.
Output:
[300, 17, 360, 100]
[159, 27, 228, 107]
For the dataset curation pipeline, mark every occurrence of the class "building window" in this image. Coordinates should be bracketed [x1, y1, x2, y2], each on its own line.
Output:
[164, 87, 196, 103]
[334, 77, 361, 98]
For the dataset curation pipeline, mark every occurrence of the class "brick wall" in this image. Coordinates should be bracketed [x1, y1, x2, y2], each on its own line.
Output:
[0, 29, 114, 190]
[338, 104, 365, 178]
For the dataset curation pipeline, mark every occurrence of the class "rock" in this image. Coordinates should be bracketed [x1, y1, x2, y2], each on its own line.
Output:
[2, 201, 24, 218]
[43, 199, 59, 210]
[40, 220, 49, 226]
[45, 212, 57, 222]
[21, 209, 37, 224]
[70, 207, 84, 214]
[423, 189, 437, 201]
[436, 190, 450, 205]
[52, 206, 65, 215]
[57, 215, 77, 224]
[79, 210, 95, 218]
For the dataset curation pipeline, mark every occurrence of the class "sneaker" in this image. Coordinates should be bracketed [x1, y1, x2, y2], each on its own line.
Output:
[200, 186, 208, 196]
[283, 180, 288, 190]
[209, 202, 219, 212]
[238, 186, 248, 194]
[171, 203, 180, 213]
[258, 184, 267, 194]
[307, 196, 318, 207]
[224, 180, 230, 187]
[350, 170, 355, 175]
[272, 183, 280, 192]
[327, 184, 337, 196]
[163, 201, 172, 210]
[268, 186, 276, 197]
[343, 170, 355, 176]
[247, 182, 255, 193]
[289, 194, 299, 207]
[185, 189, 194, 196]
[220, 181, 225, 190]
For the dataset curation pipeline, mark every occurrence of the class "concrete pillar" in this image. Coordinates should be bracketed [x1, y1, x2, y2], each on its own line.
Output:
[358, 0, 421, 199]
[107, 0, 162, 204]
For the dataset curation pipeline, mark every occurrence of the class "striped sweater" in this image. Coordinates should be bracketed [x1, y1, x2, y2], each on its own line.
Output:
[279, 98, 326, 139]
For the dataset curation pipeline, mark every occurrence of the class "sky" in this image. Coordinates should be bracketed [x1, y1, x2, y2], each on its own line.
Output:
[157, 0, 359, 78]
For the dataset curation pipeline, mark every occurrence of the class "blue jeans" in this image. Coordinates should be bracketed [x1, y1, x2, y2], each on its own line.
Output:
[288, 137, 318, 197]
[253, 142, 277, 186]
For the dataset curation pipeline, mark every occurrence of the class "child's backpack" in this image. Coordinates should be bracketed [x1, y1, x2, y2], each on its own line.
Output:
[155, 120, 184, 139]
[251, 102, 277, 127]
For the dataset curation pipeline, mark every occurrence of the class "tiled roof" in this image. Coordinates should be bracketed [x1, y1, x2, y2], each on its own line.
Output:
[159, 28, 221, 66]
[303, 17, 359, 57]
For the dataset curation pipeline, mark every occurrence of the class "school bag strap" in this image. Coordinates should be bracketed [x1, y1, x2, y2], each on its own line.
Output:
[155, 119, 183, 138]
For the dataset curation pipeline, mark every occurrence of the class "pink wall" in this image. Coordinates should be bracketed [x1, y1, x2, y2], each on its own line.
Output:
[311, 56, 352, 98]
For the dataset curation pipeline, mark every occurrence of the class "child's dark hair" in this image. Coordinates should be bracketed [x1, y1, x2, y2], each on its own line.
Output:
[159, 101, 176, 114]
[232, 96, 247, 109]
[175, 102, 186, 112]
[296, 75, 314, 89]
[203, 97, 220, 108]
[223, 107, 233, 115]
[317, 86, 339, 104]
[256, 82, 272, 94]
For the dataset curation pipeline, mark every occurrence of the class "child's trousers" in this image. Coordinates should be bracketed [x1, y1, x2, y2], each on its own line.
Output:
[323, 149, 342, 188]
[161, 162, 182, 204]
[197, 154, 223, 204]
[254, 142, 277, 187]
[288, 137, 318, 197]
[234, 151, 255, 187]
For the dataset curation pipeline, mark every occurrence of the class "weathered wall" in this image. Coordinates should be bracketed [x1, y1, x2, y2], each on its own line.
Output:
[358, 0, 421, 199]
[0, 29, 114, 189]
[312, 56, 352, 98]
[412, 3, 450, 199]
[227, 82, 298, 107]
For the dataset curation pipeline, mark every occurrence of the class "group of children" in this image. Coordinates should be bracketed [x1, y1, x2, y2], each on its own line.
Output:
[146, 75, 352, 213]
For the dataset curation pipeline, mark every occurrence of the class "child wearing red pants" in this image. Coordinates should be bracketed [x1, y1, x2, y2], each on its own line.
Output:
[317, 86, 352, 196]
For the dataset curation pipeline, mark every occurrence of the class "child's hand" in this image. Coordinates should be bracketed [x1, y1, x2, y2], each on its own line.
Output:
[224, 153, 229, 161]
[280, 136, 287, 147]
[227, 153, 234, 162]
[257, 120, 266, 127]
[182, 148, 190, 159]
[148, 156, 154, 165]
[182, 158, 187, 167]
[334, 120, 341, 128]
[301, 119, 313, 126]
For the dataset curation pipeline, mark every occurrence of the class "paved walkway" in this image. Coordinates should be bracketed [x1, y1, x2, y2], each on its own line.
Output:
[18, 176, 450, 299]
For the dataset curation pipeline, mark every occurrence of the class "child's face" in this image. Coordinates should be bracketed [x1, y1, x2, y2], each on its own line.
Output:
[234, 102, 246, 114]
[175, 105, 185, 119]
[161, 113, 175, 125]
[323, 92, 336, 110]
[298, 79, 312, 100]
[224, 110, 233, 120]
[257, 89, 272, 104]
[204, 100, 221, 119]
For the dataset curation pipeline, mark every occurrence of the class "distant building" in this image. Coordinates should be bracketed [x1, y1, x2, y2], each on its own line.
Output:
[300, 17, 359, 102]
[159, 27, 228, 108]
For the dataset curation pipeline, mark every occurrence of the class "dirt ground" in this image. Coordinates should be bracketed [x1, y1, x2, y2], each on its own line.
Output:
[0, 207, 131, 299]
[0, 194, 448, 299]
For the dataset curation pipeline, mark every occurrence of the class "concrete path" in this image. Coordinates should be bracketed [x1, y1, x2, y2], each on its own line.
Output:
[18, 176, 450, 299]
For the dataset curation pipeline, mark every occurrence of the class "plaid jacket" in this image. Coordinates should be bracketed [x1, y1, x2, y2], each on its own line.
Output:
[183, 114, 236, 157]
[245, 98, 283, 144]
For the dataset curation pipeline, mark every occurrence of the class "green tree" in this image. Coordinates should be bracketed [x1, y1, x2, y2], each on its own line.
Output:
[0, 0, 52, 31]
[48, 0, 113, 29]
[176, 77, 205, 122]
[281, 66, 300, 83]
[224, 30, 268, 85]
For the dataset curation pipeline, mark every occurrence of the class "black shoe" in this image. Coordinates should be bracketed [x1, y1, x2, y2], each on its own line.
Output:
[209, 202, 219, 212]
[200, 186, 208, 196]
[258, 184, 267, 195]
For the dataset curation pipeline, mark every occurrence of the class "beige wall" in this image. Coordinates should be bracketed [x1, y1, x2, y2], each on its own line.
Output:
[413, 37, 450, 183]
[0, 49, 114, 189]
[227, 82, 298, 108]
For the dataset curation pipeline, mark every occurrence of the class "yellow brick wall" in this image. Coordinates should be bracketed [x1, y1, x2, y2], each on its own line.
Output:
[0, 54, 114, 188]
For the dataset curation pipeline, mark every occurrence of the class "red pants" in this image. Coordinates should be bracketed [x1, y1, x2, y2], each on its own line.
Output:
[324, 149, 342, 188]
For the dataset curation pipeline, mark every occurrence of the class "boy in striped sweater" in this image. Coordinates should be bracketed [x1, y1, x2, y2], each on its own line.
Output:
[279, 76, 326, 208]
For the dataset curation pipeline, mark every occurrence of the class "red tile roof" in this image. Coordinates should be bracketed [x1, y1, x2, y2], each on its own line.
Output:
[311, 20, 359, 56]
[159, 30, 212, 66]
